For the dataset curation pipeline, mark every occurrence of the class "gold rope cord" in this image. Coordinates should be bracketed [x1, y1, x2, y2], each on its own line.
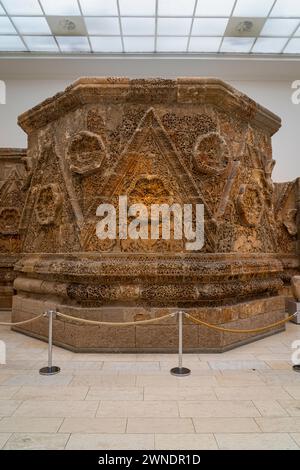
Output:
[0, 313, 44, 327]
[185, 312, 297, 334]
[56, 311, 175, 326]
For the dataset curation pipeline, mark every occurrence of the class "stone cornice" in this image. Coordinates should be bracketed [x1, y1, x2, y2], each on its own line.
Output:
[18, 77, 281, 136]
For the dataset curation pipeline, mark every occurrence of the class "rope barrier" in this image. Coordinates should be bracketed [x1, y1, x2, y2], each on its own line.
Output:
[0, 307, 298, 376]
[56, 311, 175, 326]
[184, 311, 298, 334]
[0, 313, 44, 327]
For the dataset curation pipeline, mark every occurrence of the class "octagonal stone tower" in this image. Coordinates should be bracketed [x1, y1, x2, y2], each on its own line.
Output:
[12, 77, 286, 352]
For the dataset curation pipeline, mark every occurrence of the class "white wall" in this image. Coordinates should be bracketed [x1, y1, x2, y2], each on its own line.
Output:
[0, 58, 299, 182]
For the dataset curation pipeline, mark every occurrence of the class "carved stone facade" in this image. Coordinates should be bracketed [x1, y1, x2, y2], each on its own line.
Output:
[0, 148, 29, 308]
[5, 77, 299, 351]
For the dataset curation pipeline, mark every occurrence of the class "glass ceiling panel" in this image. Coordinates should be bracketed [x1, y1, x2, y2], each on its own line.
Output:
[252, 37, 288, 53]
[79, 0, 119, 16]
[85, 17, 120, 35]
[192, 18, 228, 36]
[261, 19, 300, 37]
[123, 36, 154, 52]
[1, 0, 43, 16]
[56, 35, 90, 51]
[119, 0, 156, 17]
[285, 38, 300, 53]
[233, 0, 274, 17]
[23, 35, 59, 51]
[122, 18, 155, 35]
[156, 36, 188, 52]
[271, 0, 300, 18]
[0, 0, 300, 55]
[157, 18, 192, 36]
[0, 34, 26, 50]
[40, 0, 81, 16]
[158, 0, 196, 17]
[195, 0, 236, 17]
[12, 17, 52, 35]
[221, 37, 255, 52]
[0, 17, 16, 34]
[189, 36, 222, 52]
[90, 36, 122, 52]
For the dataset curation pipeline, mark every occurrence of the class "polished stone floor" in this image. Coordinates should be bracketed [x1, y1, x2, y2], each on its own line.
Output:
[0, 311, 300, 450]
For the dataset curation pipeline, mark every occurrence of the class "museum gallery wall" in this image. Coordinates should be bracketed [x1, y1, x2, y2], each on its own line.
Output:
[0, 77, 299, 352]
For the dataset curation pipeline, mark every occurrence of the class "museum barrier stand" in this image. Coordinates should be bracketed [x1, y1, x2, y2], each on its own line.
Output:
[0, 309, 299, 375]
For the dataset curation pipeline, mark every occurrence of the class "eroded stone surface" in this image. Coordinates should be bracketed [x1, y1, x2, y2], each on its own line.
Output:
[0, 148, 29, 308]
[0, 77, 298, 350]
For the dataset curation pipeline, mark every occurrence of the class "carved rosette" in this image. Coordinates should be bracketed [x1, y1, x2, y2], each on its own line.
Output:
[67, 130, 106, 175]
[194, 132, 230, 175]
[237, 184, 264, 228]
[35, 183, 62, 225]
[0, 207, 20, 235]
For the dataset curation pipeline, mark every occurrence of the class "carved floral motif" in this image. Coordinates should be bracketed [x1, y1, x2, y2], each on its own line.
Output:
[35, 183, 62, 225]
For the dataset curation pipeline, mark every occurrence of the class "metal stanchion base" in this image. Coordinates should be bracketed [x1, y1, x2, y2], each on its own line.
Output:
[293, 364, 300, 373]
[170, 367, 191, 377]
[39, 366, 60, 376]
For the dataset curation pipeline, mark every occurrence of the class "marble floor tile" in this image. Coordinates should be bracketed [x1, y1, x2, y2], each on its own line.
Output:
[155, 433, 217, 450]
[14, 400, 99, 418]
[193, 417, 260, 433]
[0, 400, 22, 417]
[256, 417, 300, 432]
[144, 386, 217, 401]
[0, 433, 12, 449]
[127, 418, 194, 434]
[291, 433, 300, 446]
[215, 432, 299, 450]
[209, 360, 269, 371]
[2, 374, 73, 386]
[214, 386, 290, 401]
[97, 401, 179, 418]
[13, 385, 88, 401]
[253, 400, 288, 417]
[4, 432, 70, 450]
[70, 375, 136, 387]
[179, 401, 260, 418]
[283, 386, 300, 399]
[59, 418, 126, 434]
[0, 386, 20, 399]
[102, 362, 160, 373]
[0, 417, 63, 432]
[66, 433, 154, 450]
[85, 387, 143, 401]
[278, 400, 300, 416]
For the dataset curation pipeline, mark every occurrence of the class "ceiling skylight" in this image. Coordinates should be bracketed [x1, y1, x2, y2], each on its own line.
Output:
[233, 0, 274, 17]
[40, 0, 80, 16]
[252, 37, 288, 53]
[119, 0, 156, 17]
[1, 0, 43, 16]
[79, 0, 118, 16]
[85, 17, 120, 35]
[157, 18, 192, 36]
[0, 0, 299, 55]
[12, 17, 51, 35]
[0, 17, 16, 34]
[158, 0, 196, 17]
[121, 18, 155, 36]
[195, 0, 235, 17]
[192, 18, 228, 36]
[221, 37, 255, 53]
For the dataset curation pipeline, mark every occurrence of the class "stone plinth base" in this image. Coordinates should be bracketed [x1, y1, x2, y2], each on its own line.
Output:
[12, 295, 285, 352]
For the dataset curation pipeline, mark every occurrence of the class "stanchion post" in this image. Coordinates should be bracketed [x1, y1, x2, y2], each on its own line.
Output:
[39, 309, 60, 376]
[170, 310, 191, 377]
